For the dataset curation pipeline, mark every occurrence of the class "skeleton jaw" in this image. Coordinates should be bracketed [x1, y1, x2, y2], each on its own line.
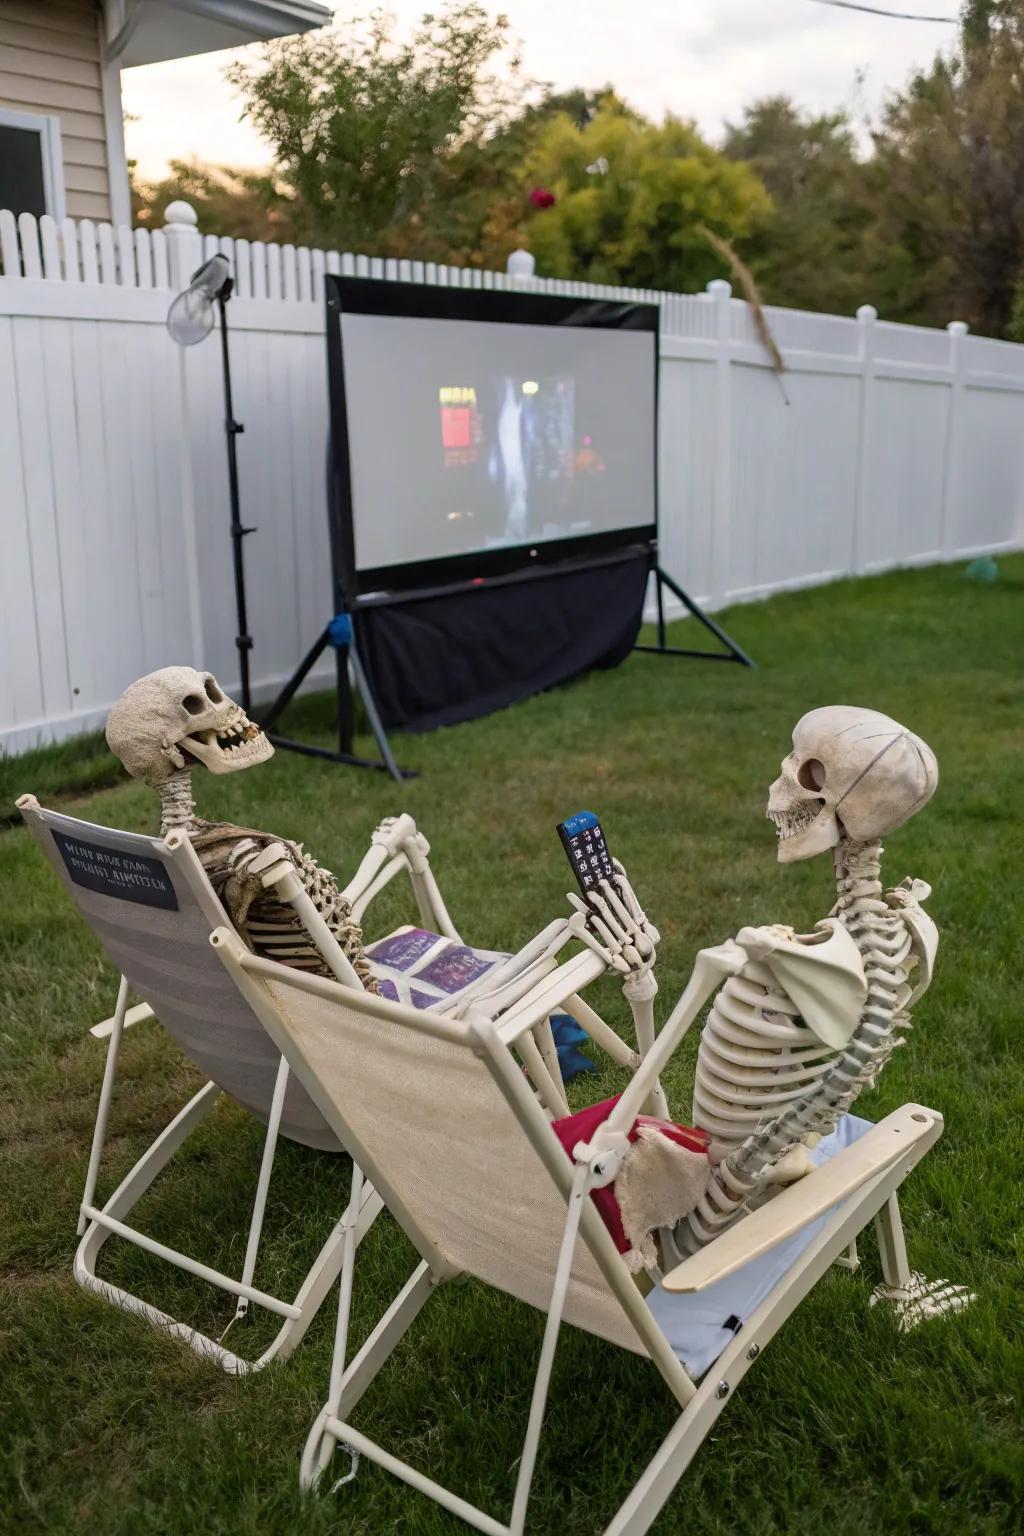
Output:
[766, 798, 840, 863]
[179, 718, 273, 775]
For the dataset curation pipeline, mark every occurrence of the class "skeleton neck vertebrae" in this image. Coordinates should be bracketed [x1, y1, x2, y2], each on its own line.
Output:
[158, 768, 197, 834]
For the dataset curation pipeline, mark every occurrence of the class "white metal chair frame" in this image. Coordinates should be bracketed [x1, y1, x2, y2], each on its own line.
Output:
[213, 924, 943, 1536]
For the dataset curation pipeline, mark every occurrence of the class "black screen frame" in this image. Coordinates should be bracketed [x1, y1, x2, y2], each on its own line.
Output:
[324, 275, 660, 604]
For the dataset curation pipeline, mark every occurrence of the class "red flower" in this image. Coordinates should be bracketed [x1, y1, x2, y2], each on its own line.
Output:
[529, 187, 556, 210]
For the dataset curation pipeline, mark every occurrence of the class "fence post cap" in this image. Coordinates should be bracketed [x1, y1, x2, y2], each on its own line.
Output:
[164, 200, 198, 228]
[856, 304, 877, 322]
[947, 320, 969, 336]
[506, 248, 536, 278]
[706, 278, 732, 298]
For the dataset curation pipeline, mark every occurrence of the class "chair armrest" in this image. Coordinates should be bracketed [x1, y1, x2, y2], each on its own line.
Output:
[90, 1001, 153, 1039]
[661, 1103, 943, 1294]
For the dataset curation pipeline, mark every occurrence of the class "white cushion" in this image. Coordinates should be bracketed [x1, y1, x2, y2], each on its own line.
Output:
[646, 1114, 872, 1377]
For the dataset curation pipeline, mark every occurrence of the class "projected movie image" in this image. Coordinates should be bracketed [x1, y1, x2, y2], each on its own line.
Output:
[341, 311, 656, 577]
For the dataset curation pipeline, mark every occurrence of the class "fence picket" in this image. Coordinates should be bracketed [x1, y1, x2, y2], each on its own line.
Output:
[250, 241, 267, 300]
[18, 212, 42, 277]
[117, 223, 136, 286]
[97, 221, 117, 283]
[0, 208, 20, 275]
[281, 243, 297, 300]
[311, 246, 325, 301]
[266, 242, 282, 299]
[233, 237, 251, 298]
[150, 228, 168, 289]
[39, 215, 61, 279]
[60, 218, 80, 282]
[297, 245, 313, 302]
[134, 228, 153, 288]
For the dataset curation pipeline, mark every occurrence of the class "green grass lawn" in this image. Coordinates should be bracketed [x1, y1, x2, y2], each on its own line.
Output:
[2, 560, 1023, 1535]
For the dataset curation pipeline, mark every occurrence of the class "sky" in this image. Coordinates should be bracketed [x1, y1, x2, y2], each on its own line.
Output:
[121, 0, 961, 180]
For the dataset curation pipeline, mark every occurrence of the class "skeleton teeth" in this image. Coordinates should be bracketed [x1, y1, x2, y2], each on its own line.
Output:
[767, 801, 824, 838]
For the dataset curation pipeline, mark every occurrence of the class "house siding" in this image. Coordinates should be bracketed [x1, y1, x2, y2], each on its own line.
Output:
[0, 0, 112, 220]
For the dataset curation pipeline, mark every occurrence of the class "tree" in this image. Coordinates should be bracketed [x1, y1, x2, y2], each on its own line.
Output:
[868, 0, 1024, 335]
[226, 3, 524, 254]
[519, 97, 770, 290]
[132, 160, 299, 241]
[722, 97, 874, 316]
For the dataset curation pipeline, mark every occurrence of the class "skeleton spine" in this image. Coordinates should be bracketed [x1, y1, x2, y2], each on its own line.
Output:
[679, 840, 913, 1253]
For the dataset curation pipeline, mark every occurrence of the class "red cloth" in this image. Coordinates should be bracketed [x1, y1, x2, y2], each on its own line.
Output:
[551, 1096, 709, 1254]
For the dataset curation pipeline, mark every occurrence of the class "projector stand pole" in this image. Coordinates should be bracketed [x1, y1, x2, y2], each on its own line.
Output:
[217, 288, 255, 713]
[259, 618, 413, 783]
[634, 565, 755, 667]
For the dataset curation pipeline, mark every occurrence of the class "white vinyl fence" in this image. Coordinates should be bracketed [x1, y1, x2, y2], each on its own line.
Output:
[1, 201, 1022, 755]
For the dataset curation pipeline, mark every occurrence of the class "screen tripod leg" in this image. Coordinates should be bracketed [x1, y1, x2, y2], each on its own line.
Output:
[348, 641, 406, 783]
[633, 566, 755, 668]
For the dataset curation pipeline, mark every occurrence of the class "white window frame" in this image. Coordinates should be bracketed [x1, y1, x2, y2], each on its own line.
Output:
[0, 108, 67, 221]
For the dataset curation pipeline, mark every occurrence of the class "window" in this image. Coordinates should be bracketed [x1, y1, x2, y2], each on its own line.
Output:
[0, 110, 66, 220]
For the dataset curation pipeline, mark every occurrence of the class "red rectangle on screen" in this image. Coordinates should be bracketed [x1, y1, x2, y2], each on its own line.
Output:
[440, 405, 471, 449]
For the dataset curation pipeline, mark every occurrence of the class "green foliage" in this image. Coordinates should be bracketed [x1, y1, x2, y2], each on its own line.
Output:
[521, 98, 770, 290]
[721, 97, 874, 316]
[224, 3, 523, 253]
[867, 2, 1024, 335]
[3, 560, 1024, 1531]
[132, 159, 300, 241]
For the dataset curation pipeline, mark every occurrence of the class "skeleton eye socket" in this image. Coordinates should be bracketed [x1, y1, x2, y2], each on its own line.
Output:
[182, 694, 206, 716]
[204, 676, 223, 703]
[797, 758, 827, 791]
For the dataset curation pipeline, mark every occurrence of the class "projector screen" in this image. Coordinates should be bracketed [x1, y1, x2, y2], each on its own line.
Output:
[327, 280, 658, 595]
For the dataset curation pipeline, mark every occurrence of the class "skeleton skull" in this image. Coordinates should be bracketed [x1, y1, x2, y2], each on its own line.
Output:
[106, 666, 273, 786]
[767, 705, 938, 862]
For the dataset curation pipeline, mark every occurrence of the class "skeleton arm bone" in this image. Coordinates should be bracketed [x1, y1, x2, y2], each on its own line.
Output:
[342, 814, 460, 939]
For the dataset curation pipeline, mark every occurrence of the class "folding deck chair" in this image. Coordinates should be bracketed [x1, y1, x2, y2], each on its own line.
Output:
[212, 923, 945, 1536]
[17, 795, 382, 1374]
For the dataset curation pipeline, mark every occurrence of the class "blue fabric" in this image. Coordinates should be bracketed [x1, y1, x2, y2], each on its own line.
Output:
[550, 1013, 596, 1081]
[327, 612, 353, 647]
[646, 1114, 873, 1378]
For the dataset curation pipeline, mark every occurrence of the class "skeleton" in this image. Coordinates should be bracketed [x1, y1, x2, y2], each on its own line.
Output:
[105, 667, 378, 990]
[675, 705, 942, 1256]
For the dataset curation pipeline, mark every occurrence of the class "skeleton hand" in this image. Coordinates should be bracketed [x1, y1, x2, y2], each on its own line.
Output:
[567, 859, 659, 976]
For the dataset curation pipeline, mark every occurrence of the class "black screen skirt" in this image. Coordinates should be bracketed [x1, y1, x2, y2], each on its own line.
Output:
[356, 551, 649, 732]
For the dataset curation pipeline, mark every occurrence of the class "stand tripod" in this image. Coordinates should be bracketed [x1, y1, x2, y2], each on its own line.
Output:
[259, 613, 413, 783]
[636, 564, 754, 666]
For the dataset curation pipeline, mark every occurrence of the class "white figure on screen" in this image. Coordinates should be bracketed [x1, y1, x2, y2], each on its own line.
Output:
[496, 376, 528, 541]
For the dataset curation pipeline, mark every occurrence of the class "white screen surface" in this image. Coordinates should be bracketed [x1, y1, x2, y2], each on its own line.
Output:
[340, 311, 656, 575]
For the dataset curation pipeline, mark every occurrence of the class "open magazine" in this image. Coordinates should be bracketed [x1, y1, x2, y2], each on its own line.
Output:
[367, 927, 506, 1010]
